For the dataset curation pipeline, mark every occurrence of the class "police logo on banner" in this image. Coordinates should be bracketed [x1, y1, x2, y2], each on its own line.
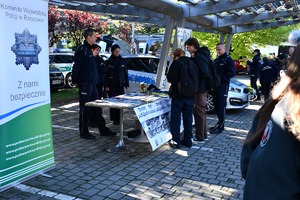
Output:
[260, 120, 273, 147]
[11, 28, 42, 70]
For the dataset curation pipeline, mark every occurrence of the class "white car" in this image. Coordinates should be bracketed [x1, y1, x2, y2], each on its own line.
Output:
[49, 52, 74, 88]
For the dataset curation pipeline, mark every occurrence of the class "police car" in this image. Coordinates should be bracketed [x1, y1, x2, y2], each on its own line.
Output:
[122, 54, 250, 113]
[49, 52, 74, 88]
[122, 54, 169, 93]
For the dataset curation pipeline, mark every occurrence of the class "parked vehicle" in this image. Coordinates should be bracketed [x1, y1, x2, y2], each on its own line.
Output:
[49, 65, 64, 92]
[123, 54, 169, 93]
[49, 52, 74, 88]
[206, 79, 251, 113]
[234, 56, 249, 74]
[122, 54, 250, 113]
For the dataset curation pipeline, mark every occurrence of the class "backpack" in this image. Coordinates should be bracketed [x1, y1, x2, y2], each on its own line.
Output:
[201, 53, 220, 90]
[176, 59, 199, 98]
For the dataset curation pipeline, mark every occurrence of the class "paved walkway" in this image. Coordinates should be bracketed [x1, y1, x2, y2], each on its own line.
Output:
[0, 99, 263, 200]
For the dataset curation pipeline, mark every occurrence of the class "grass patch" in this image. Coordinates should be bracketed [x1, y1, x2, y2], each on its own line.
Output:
[50, 88, 79, 101]
[246, 84, 261, 94]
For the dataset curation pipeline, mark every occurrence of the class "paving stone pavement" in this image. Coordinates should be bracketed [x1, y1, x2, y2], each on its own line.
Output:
[0, 99, 264, 200]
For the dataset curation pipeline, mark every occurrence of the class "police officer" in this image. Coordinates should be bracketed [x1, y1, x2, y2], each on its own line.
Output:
[210, 43, 236, 134]
[259, 57, 279, 102]
[247, 49, 261, 101]
[105, 44, 129, 125]
[72, 28, 116, 139]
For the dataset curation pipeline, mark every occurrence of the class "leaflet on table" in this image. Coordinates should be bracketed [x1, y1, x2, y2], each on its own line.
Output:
[133, 98, 172, 151]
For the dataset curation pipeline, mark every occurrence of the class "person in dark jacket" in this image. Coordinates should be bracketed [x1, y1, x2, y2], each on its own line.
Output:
[210, 43, 236, 134]
[259, 57, 279, 102]
[88, 44, 108, 127]
[185, 38, 210, 142]
[104, 44, 129, 125]
[167, 48, 196, 149]
[91, 44, 107, 99]
[72, 28, 116, 139]
[241, 43, 300, 199]
[247, 49, 261, 101]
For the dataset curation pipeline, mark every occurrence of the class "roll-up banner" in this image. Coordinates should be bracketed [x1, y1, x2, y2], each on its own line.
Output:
[0, 0, 55, 191]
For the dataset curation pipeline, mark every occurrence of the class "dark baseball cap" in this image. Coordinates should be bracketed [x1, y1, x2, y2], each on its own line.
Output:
[252, 49, 261, 54]
[277, 53, 286, 59]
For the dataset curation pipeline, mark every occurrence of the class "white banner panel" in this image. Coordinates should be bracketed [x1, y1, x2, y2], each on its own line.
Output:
[0, 0, 55, 191]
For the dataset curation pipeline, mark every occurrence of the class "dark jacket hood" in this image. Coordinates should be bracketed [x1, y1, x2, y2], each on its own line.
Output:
[195, 46, 210, 57]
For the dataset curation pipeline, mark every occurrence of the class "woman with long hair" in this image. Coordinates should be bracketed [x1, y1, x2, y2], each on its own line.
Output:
[240, 37, 300, 199]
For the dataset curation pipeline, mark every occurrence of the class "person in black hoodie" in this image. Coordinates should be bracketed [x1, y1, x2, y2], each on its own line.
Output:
[210, 43, 236, 134]
[241, 43, 300, 200]
[184, 38, 210, 142]
[167, 48, 196, 149]
[104, 44, 129, 125]
[247, 49, 262, 101]
[259, 57, 279, 102]
[72, 28, 116, 139]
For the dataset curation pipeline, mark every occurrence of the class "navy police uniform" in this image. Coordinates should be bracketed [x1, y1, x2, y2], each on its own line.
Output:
[259, 60, 279, 101]
[248, 54, 261, 100]
[241, 97, 300, 200]
[72, 40, 113, 137]
[95, 55, 108, 99]
[105, 54, 129, 124]
[212, 52, 235, 132]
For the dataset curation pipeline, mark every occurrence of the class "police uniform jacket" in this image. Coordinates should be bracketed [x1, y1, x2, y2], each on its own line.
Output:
[248, 54, 261, 76]
[213, 52, 236, 85]
[241, 96, 300, 200]
[72, 40, 98, 86]
[192, 47, 210, 93]
[167, 56, 195, 99]
[259, 60, 279, 85]
[94, 55, 108, 85]
[105, 54, 129, 88]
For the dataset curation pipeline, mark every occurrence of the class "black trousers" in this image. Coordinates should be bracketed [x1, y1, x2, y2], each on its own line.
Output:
[212, 83, 229, 130]
[108, 87, 124, 123]
[250, 75, 260, 98]
[79, 85, 109, 135]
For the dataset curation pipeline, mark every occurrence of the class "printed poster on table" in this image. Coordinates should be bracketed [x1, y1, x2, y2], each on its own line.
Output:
[0, 0, 55, 191]
[134, 98, 173, 151]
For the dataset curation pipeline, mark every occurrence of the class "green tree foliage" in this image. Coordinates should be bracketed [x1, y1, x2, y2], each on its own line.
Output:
[192, 24, 300, 60]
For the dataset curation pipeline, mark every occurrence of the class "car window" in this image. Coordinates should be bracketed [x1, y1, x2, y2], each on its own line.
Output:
[49, 55, 53, 63]
[126, 58, 150, 73]
[52, 55, 74, 63]
[126, 57, 169, 75]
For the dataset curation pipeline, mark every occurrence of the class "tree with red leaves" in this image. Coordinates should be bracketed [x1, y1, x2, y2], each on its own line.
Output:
[48, 5, 107, 48]
[63, 10, 107, 48]
[48, 5, 62, 47]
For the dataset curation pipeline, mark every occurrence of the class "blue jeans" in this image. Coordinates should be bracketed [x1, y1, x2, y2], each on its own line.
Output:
[170, 97, 194, 146]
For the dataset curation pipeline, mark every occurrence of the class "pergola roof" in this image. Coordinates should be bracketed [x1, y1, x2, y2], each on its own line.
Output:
[48, 0, 300, 34]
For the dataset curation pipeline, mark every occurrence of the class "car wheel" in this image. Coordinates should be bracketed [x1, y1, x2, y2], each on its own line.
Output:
[206, 91, 215, 114]
[66, 73, 74, 88]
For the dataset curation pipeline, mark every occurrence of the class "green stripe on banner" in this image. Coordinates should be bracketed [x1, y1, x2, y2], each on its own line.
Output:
[0, 104, 55, 187]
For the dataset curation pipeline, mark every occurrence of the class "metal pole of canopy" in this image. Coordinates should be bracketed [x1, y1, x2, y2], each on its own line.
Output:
[219, 33, 226, 44]
[225, 33, 233, 54]
[155, 17, 175, 89]
[164, 17, 186, 89]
